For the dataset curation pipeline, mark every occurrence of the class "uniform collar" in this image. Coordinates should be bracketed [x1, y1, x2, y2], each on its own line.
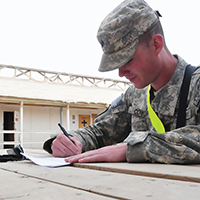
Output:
[151, 55, 188, 116]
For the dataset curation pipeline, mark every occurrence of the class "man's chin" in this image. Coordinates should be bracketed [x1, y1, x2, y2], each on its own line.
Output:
[132, 82, 147, 89]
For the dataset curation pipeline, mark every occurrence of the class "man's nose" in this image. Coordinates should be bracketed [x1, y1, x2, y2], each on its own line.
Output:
[119, 66, 128, 77]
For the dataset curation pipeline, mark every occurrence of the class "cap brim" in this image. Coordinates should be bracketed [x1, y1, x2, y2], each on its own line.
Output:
[98, 39, 139, 72]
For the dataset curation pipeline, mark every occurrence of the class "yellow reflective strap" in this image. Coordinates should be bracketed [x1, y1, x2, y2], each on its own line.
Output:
[147, 85, 165, 133]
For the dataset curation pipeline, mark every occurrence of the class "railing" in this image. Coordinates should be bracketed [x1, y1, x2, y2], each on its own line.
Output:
[0, 130, 21, 149]
[0, 65, 132, 91]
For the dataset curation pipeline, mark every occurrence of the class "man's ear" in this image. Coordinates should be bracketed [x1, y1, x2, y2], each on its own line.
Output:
[150, 34, 164, 56]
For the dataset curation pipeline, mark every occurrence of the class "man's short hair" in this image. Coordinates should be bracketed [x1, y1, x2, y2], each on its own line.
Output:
[139, 21, 166, 48]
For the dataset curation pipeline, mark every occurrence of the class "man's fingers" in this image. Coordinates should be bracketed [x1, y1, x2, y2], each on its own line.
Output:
[65, 149, 98, 163]
[70, 136, 82, 153]
[52, 134, 82, 157]
[77, 154, 107, 163]
[65, 143, 127, 163]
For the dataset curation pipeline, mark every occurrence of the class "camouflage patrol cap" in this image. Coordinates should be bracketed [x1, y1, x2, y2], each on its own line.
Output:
[97, 0, 161, 72]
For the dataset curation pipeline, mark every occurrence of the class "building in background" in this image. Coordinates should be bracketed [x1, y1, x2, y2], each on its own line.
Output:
[0, 65, 131, 149]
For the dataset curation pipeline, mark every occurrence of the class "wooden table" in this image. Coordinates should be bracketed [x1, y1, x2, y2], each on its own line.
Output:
[0, 149, 200, 200]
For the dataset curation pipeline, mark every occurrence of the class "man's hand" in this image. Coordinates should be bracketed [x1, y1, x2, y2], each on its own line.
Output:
[51, 134, 82, 157]
[65, 143, 127, 163]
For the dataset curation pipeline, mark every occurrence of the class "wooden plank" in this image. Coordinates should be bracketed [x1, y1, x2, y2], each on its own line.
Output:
[0, 169, 113, 200]
[1, 159, 200, 200]
[10, 149, 200, 184]
[2, 149, 200, 183]
[74, 162, 200, 183]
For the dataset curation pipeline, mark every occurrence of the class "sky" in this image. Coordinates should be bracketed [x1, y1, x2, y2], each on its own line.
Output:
[0, 0, 199, 80]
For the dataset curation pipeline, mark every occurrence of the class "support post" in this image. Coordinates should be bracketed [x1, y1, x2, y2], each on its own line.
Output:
[60, 107, 63, 125]
[67, 105, 70, 131]
[20, 101, 24, 147]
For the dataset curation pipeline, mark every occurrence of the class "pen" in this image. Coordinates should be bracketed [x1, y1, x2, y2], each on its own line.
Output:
[58, 123, 73, 143]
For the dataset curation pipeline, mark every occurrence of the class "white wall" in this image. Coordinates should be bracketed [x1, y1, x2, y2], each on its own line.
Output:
[0, 104, 103, 149]
[23, 106, 61, 149]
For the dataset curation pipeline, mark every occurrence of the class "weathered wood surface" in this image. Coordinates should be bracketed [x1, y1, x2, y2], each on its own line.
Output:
[74, 162, 200, 183]
[0, 169, 112, 200]
[1, 149, 200, 200]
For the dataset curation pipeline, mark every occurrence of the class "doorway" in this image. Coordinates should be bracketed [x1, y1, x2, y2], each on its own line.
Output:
[79, 115, 90, 128]
[3, 111, 15, 149]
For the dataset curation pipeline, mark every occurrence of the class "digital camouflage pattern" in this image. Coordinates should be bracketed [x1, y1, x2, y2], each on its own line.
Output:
[67, 55, 200, 164]
[43, 0, 200, 164]
[97, 0, 160, 72]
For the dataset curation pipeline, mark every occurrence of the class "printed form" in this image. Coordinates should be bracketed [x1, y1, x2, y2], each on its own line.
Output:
[21, 153, 71, 167]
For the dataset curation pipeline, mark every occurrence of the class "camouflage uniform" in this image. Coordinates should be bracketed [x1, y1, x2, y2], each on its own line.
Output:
[68, 55, 200, 164]
[43, 0, 200, 164]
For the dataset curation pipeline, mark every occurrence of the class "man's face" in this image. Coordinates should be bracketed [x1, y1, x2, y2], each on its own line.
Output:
[118, 42, 160, 89]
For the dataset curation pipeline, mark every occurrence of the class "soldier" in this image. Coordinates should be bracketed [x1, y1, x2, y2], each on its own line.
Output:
[44, 0, 200, 164]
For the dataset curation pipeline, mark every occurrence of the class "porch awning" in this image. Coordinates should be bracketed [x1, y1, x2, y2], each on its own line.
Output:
[0, 77, 124, 108]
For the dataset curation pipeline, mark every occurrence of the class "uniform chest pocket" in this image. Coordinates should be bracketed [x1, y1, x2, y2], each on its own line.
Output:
[128, 107, 149, 131]
[128, 107, 148, 118]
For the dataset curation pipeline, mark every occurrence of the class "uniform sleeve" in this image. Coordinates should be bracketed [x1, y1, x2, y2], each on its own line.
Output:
[68, 90, 132, 152]
[124, 126, 200, 164]
[124, 68, 200, 164]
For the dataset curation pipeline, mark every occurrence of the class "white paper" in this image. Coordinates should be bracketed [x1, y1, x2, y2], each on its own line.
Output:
[21, 153, 71, 167]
